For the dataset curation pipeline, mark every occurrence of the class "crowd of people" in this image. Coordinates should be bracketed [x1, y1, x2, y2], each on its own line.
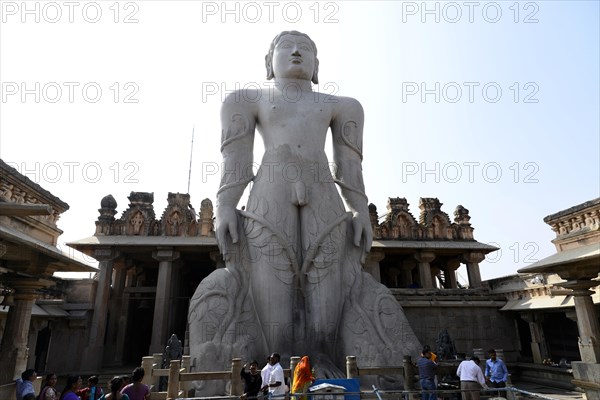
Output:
[240, 353, 315, 400]
[18, 348, 506, 400]
[16, 354, 308, 400]
[417, 347, 509, 400]
[16, 367, 150, 400]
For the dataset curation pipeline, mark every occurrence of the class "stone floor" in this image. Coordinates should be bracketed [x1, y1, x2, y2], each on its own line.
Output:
[510, 382, 585, 400]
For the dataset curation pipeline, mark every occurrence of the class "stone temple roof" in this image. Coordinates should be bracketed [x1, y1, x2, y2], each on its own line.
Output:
[0, 159, 69, 212]
[544, 197, 600, 223]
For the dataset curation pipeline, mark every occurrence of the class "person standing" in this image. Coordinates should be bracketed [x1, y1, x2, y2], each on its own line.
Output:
[240, 360, 262, 399]
[485, 350, 508, 397]
[260, 355, 272, 397]
[16, 369, 37, 400]
[416, 347, 437, 400]
[261, 353, 285, 399]
[59, 376, 82, 400]
[456, 356, 487, 400]
[99, 376, 129, 400]
[291, 356, 315, 400]
[78, 376, 104, 400]
[38, 373, 59, 400]
[121, 367, 150, 400]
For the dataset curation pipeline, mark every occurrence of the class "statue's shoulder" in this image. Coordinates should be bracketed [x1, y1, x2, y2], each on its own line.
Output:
[221, 89, 264, 112]
[328, 95, 364, 119]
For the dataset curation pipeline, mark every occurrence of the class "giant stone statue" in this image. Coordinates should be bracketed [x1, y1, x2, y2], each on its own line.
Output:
[189, 31, 421, 394]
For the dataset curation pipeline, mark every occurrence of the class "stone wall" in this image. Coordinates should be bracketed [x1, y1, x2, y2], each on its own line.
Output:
[399, 297, 518, 361]
[44, 319, 89, 373]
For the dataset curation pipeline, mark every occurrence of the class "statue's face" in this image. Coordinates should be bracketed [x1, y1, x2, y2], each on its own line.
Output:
[272, 33, 316, 81]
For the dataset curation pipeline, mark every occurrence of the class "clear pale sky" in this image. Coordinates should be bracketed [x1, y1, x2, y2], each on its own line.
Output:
[1, 1, 598, 281]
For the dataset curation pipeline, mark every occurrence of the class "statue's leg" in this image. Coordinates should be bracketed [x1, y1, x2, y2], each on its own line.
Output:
[242, 192, 297, 361]
[298, 184, 349, 376]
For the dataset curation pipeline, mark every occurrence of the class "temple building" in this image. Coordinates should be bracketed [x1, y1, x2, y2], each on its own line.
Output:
[0, 159, 96, 385]
[6, 163, 597, 394]
[66, 191, 511, 372]
[488, 198, 600, 395]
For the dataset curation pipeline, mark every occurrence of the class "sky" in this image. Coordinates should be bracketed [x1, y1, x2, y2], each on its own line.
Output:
[1, 0, 598, 282]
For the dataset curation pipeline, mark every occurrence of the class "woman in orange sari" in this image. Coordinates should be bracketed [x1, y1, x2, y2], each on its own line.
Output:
[292, 356, 315, 400]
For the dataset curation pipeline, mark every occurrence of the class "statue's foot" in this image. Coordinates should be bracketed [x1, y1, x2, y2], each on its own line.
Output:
[312, 353, 346, 379]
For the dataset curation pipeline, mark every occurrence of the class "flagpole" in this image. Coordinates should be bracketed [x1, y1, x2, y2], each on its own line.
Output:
[187, 125, 195, 194]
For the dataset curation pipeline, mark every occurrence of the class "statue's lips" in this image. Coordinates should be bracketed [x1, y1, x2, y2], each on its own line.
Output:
[290, 58, 302, 64]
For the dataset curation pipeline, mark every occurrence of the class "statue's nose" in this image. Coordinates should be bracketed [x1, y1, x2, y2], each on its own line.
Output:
[291, 49, 301, 56]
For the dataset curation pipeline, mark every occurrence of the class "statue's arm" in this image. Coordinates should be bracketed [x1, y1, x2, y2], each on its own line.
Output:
[216, 92, 256, 247]
[331, 97, 373, 256]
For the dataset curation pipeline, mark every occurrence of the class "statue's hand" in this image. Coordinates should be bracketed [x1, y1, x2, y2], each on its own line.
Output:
[352, 212, 373, 262]
[215, 206, 239, 259]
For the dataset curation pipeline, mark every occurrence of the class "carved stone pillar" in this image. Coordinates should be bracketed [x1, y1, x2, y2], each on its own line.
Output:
[82, 248, 120, 371]
[115, 265, 135, 364]
[462, 252, 485, 288]
[150, 248, 180, 353]
[364, 250, 385, 282]
[414, 252, 436, 289]
[105, 261, 128, 365]
[401, 260, 416, 287]
[520, 312, 549, 364]
[445, 260, 460, 289]
[388, 267, 401, 288]
[559, 280, 600, 363]
[26, 320, 45, 370]
[0, 278, 52, 383]
[566, 310, 578, 322]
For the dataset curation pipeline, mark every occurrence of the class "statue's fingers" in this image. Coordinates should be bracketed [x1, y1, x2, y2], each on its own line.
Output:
[364, 228, 373, 252]
[360, 250, 367, 265]
[216, 230, 231, 261]
[216, 228, 226, 250]
[353, 220, 362, 247]
[229, 220, 239, 244]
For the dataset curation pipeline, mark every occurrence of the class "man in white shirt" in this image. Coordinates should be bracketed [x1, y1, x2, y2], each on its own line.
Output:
[261, 355, 272, 397]
[262, 353, 286, 398]
[456, 356, 488, 400]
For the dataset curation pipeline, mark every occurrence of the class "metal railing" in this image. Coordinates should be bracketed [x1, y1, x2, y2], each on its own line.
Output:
[138, 354, 566, 400]
[177, 385, 564, 400]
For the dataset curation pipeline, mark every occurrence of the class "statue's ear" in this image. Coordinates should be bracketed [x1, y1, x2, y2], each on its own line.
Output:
[266, 55, 274, 80]
[312, 57, 319, 85]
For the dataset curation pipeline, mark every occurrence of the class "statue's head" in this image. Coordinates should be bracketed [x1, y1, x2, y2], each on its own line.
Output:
[266, 30, 319, 84]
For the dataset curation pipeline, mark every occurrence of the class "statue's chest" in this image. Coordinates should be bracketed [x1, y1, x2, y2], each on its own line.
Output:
[260, 97, 332, 128]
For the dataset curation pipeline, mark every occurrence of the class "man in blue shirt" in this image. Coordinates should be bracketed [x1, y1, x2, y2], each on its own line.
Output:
[416, 346, 437, 400]
[16, 369, 36, 400]
[485, 350, 508, 397]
